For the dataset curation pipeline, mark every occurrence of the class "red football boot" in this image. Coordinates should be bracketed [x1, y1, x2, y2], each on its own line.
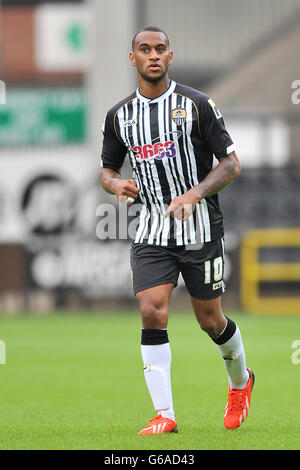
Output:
[138, 413, 178, 435]
[224, 368, 255, 430]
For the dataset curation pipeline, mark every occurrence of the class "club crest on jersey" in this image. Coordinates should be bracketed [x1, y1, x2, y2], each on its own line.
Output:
[171, 105, 187, 126]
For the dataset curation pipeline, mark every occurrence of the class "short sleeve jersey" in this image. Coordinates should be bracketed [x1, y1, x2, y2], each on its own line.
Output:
[101, 80, 235, 246]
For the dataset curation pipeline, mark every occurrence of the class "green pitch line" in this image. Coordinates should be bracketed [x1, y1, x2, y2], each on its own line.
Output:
[0, 311, 299, 450]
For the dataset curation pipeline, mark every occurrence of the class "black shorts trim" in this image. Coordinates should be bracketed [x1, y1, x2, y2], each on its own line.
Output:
[133, 279, 178, 295]
[189, 290, 224, 301]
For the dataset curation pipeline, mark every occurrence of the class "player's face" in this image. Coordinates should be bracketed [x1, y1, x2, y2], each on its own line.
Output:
[130, 31, 173, 83]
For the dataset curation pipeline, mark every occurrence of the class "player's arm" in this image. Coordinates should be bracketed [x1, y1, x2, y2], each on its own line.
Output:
[189, 151, 241, 201]
[100, 168, 140, 202]
[100, 110, 139, 204]
[164, 152, 240, 221]
[194, 96, 241, 200]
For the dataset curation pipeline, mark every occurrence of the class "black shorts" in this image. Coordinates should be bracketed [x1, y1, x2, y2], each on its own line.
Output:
[130, 238, 226, 300]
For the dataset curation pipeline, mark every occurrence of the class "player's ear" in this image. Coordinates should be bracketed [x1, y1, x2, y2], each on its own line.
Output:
[168, 50, 174, 66]
[129, 51, 136, 67]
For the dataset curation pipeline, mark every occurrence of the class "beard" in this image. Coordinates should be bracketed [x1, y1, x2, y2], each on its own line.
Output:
[139, 68, 168, 83]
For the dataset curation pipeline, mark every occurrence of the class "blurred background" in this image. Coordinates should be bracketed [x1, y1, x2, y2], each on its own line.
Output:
[0, 0, 299, 316]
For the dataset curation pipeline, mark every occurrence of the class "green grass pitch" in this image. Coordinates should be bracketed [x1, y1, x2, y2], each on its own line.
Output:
[0, 310, 299, 450]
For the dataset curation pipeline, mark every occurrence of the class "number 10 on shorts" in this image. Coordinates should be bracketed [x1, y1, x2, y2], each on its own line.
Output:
[204, 257, 223, 285]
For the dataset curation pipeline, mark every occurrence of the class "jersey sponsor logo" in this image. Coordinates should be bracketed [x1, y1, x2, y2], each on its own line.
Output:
[132, 131, 182, 163]
[171, 105, 187, 126]
[208, 98, 222, 119]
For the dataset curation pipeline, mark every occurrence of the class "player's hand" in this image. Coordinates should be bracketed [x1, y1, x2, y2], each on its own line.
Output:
[111, 178, 140, 206]
[163, 189, 199, 221]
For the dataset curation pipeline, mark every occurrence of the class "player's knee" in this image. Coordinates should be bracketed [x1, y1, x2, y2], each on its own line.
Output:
[197, 312, 221, 337]
[200, 321, 219, 338]
[140, 303, 168, 329]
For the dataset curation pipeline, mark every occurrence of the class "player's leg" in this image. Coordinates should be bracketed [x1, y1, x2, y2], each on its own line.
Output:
[130, 244, 179, 434]
[138, 283, 173, 329]
[136, 284, 177, 434]
[179, 239, 254, 429]
[191, 295, 254, 429]
[191, 295, 249, 390]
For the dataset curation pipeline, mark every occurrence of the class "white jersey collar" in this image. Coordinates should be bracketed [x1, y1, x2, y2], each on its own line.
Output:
[136, 80, 176, 104]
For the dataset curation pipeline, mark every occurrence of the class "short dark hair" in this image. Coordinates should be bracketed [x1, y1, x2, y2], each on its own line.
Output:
[131, 26, 170, 50]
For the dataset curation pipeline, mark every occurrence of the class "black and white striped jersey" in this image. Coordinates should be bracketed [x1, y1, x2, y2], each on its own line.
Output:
[101, 80, 235, 247]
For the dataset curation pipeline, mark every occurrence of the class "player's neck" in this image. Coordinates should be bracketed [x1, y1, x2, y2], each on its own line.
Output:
[138, 76, 170, 100]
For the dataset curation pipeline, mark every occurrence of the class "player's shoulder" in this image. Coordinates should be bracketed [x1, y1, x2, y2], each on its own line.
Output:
[106, 91, 137, 118]
[174, 82, 210, 106]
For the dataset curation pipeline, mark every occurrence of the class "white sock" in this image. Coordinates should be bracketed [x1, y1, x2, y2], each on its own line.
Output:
[141, 342, 175, 420]
[214, 319, 249, 389]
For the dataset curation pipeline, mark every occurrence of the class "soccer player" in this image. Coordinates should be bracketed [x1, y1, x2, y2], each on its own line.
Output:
[100, 26, 254, 434]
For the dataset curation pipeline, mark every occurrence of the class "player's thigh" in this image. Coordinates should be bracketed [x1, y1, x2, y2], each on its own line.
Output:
[136, 283, 174, 329]
[179, 238, 226, 301]
[130, 243, 180, 297]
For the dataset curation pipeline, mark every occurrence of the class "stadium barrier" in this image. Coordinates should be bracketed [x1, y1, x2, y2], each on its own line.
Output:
[240, 228, 300, 315]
